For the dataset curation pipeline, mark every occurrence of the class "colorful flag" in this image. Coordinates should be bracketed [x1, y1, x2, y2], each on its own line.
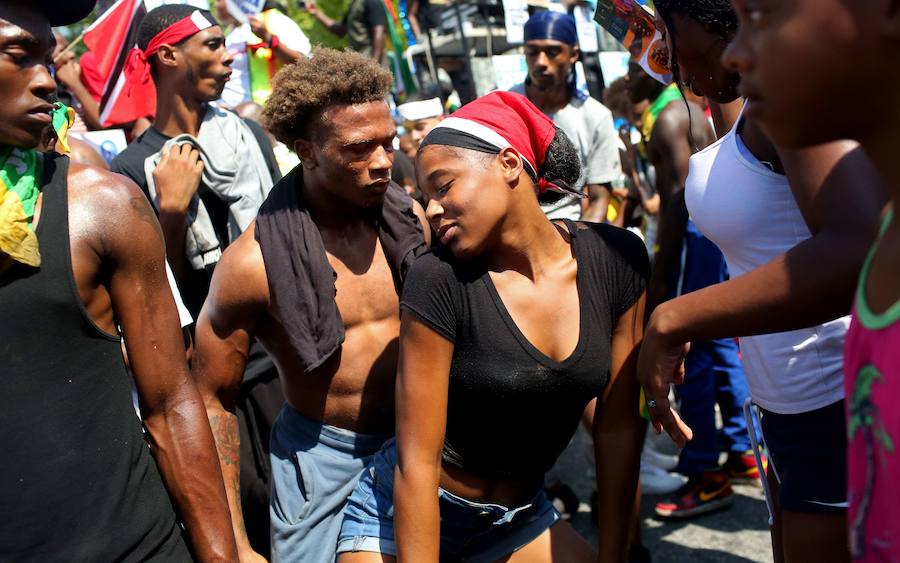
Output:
[80, 0, 153, 127]
[382, 0, 417, 97]
[51, 103, 76, 154]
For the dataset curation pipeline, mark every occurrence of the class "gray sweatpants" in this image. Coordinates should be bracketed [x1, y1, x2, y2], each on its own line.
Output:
[270, 405, 390, 563]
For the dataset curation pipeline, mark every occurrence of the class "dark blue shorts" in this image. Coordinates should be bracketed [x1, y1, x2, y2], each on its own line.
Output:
[337, 439, 560, 562]
[760, 400, 847, 514]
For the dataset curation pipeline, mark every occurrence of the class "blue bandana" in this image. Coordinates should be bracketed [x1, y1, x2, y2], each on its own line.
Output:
[524, 10, 577, 46]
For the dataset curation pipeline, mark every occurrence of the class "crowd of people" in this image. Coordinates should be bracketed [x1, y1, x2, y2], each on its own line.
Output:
[0, 0, 897, 562]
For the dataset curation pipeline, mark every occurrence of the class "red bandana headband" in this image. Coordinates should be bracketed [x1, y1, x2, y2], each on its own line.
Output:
[424, 91, 584, 196]
[124, 10, 216, 89]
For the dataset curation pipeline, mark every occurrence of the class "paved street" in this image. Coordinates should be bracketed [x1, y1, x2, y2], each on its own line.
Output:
[556, 427, 774, 563]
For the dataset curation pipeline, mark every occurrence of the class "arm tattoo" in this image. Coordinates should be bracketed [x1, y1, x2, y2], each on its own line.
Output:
[209, 413, 241, 467]
[209, 412, 250, 544]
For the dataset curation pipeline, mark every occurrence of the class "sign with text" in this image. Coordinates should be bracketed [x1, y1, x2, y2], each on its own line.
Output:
[502, 0, 530, 45]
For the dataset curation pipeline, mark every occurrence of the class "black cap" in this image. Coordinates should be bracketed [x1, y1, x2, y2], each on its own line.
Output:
[35, 0, 96, 26]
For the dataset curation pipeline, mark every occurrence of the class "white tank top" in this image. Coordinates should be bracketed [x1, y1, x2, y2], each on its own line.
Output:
[685, 113, 848, 415]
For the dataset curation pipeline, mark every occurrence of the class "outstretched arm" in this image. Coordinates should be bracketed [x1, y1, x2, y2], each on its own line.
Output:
[303, 1, 348, 37]
[100, 174, 237, 562]
[394, 312, 453, 563]
[192, 226, 270, 562]
[639, 141, 888, 445]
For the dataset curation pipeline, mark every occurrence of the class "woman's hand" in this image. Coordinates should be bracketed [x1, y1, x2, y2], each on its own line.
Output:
[637, 304, 694, 447]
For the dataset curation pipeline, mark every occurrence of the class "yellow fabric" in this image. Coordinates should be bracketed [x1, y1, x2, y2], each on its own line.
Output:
[0, 177, 40, 268]
[55, 105, 76, 154]
[607, 198, 620, 222]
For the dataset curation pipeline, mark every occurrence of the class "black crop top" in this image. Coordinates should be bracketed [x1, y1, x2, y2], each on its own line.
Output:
[400, 220, 650, 480]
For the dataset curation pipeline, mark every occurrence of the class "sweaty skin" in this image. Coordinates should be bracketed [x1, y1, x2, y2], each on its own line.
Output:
[48, 166, 240, 562]
[365, 146, 645, 563]
[192, 101, 429, 560]
[636, 5, 888, 563]
[0, 6, 237, 561]
[644, 99, 715, 311]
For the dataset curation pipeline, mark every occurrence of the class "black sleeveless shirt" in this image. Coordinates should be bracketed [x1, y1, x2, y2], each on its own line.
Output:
[400, 221, 650, 480]
[0, 155, 190, 561]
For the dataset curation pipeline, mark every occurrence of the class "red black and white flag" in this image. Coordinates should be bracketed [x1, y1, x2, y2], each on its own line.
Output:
[80, 0, 154, 127]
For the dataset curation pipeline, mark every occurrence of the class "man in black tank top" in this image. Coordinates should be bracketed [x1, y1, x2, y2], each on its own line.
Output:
[0, 2, 237, 560]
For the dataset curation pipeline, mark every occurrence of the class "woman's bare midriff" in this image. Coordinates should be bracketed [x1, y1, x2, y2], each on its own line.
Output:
[440, 462, 544, 508]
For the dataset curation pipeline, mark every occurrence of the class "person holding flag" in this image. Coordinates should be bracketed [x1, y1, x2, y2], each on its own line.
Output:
[214, 0, 310, 107]
[64, 0, 155, 131]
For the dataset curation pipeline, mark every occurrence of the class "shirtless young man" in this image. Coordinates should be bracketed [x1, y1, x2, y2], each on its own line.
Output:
[0, 1, 236, 560]
[191, 48, 430, 562]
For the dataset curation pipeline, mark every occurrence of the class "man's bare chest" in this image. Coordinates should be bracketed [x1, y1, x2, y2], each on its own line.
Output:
[326, 239, 400, 328]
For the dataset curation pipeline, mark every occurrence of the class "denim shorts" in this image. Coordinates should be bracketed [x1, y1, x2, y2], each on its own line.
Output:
[337, 439, 560, 562]
[270, 405, 390, 563]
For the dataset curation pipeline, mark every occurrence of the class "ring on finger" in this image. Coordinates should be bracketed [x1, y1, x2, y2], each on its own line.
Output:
[646, 399, 657, 409]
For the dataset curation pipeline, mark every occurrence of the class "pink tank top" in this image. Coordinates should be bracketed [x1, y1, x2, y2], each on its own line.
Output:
[844, 209, 900, 561]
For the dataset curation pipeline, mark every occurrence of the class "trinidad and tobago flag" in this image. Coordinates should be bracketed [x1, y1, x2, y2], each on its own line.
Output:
[79, 0, 154, 127]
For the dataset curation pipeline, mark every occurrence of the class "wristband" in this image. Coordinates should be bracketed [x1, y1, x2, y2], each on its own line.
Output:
[268, 35, 280, 49]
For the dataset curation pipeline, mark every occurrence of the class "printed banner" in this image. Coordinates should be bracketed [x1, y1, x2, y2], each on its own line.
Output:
[594, 0, 671, 84]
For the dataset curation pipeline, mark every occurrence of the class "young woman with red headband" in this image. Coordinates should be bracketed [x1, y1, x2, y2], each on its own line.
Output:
[336, 91, 649, 562]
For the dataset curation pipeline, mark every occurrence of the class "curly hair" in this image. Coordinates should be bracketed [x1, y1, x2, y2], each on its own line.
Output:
[263, 47, 394, 145]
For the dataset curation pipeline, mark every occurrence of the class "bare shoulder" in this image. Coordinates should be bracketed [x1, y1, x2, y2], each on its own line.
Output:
[655, 100, 714, 148]
[65, 162, 163, 262]
[67, 162, 157, 229]
[206, 222, 270, 316]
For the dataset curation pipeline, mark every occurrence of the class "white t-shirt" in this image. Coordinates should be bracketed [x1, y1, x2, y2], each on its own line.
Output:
[510, 84, 622, 220]
[221, 11, 311, 108]
[685, 113, 848, 415]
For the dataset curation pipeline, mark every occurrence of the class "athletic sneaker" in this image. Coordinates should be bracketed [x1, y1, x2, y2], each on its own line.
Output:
[724, 450, 767, 481]
[654, 470, 734, 519]
[640, 462, 686, 495]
